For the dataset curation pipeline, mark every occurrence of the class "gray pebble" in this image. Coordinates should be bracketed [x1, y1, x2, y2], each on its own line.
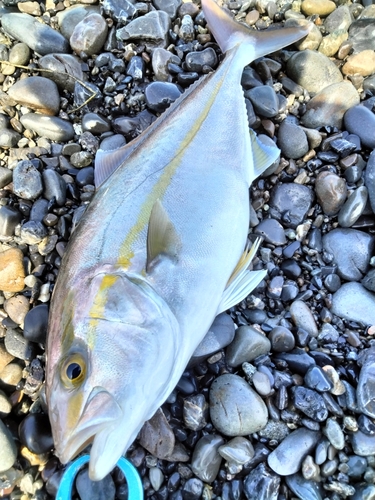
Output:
[9, 42, 30, 66]
[324, 5, 352, 33]
[153, 0, 181, 19]
[218, 436, 254, 465]
[277, 121, 309, 160]
[145, 81, 181, 113]
[246, 86, 279, 118]
[70, 13, 108, 56]
[179, 14, 195, 42]
[116, 11, 171, 50]
[209, 374, 268, 436]
[338, 186, 368, 227]
[57, 4, 100, 39]
[1, 13, 70, 55]
[99, 134, 126, 152]
[290, 300, 318, 337]
[253, 371, 272, 396]
[82, 113, 111, 134]
[13, 160, 43, 200]
[292, 386, 328, 422]
[4, 328, 37, 360]
[323, 418, 345, 450]
[301, 81, 360, 129]
[102, 0, 136, 23]
[286, 49, 342, 94]
[351, 484, 375, 500]
[0, 206, 21, 237]
[344, 105, 375, 149]
[42, 169, 67, 207]
[332, 282, 375, 326]
[351, 430, 375, 456]
[191, 434, 224, 483]
[322, 228, 374, 281]
[269, 182, 314, 228]
[20, 220, 47, 245]
[0, 129, 21, 148]
[267, 428, 321, 475]
[357, 346, 375, 418]
[0, 418, 17, 473]
[38, 53, 85, 92]
[190, 312, 235, 365]
[304, 366, 333, 393]
[244, 463, 280, 500]
[20, 113, 75, 142]
[149, 467, 164, 492]
[30, 199, 49, 222]
[254, 218, 286, 245]
[285, 473, 323, 500]
[0, 166, 12, 188]
[226, 325, 271, 367]
[348, 18, 375, 53]
[185, 47, 217, 72]
[362, 268, 375, 292]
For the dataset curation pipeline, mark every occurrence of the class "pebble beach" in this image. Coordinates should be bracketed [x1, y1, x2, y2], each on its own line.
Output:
[1, 0, 375, 499]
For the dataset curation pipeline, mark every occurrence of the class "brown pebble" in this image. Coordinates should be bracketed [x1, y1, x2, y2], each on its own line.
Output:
[4, 295, 30, 326]
[246, 10, 260, 25]
[261, 119, 275, 138]
[301, 0, 336, 16]
[315, 171, 347, 216]
[342, 50, 375, 77]
[0, 361, 23, 388]
[0, 343, 15, 373]
[0, 248, 25, 292]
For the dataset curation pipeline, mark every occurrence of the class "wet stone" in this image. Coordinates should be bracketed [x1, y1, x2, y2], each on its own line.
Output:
[182, 477, 204, 499]
[0, 166, 12, 188]
[226, 325, 271, 367]
[191, 434, 223, 483]
[274, 349, 316, 375]
[57, 4, 101, 39]
[323, 418, 345, 450]
[366, 149, 375, 214]
[268, 326, 295, 353]
[145, 81, 181, 113]
[76, 467, 116, 500]
[209, 374, 268, 436]
[292, 386, 328, 422]
[362, 269, 375, 292]
[70, 13, 108, 56]
[290, 300, 318, 338]
[267, 428, 321, 476]
[269, 183, 314, 229]
[244, 463, 280, 500]
[185, 47, 217, 73]
[23, 304, 49, 344]
[152, 0, 181, 19]
[1, 13, 70, 55]
[13, 160, 43, 201]
[304, 366, 333, 392]
[338, 186, 368, 228]
[0, 206, 22, 237]
[76, 167, 94, 187]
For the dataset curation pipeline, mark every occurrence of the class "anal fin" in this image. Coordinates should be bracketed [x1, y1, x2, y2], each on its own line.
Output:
[216, 238, 266, 314]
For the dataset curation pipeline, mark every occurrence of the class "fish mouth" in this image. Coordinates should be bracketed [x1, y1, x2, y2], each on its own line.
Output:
[54, 387, 123, 465]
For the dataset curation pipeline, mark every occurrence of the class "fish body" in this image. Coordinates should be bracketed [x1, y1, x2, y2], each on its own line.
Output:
[46, 0, 308, 481]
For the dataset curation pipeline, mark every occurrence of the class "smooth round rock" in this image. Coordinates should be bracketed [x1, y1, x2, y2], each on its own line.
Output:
[344, 105, 375, 149]
[82, 113, 111, 134]
[13, 160, 43, 201]
[209, 374, 268, 436]
[267, 429, 321, 476]
[4, 295, 29, 326]
[0, 419, 17, 473]
[286, 49, 342, 94]
[145, 81, 181, 112]
[218, 437, 254, 465]
[0, 206, 22, 237]
[301, 0, 335, 16]
[226, 326, 271, 367]
[38, 53, 85, 92]
[20, 113, 75, 142]
[351, 430, 375, 456]
[318, 29, 348, 57]
[57, 4, 100, 39]
[268, 326, 295, 353]
[324, 5, 352, 33]
[8, 77, 60, 115]
[191, 434, 224, 483]
[185, 47, 217, 72]
[322, 228, 374, 281]
[343, 50, 375, 76]
[315, 171, 347, 216]
[323, 418, 345, 450]
[23, 304, 49, 344]
[277, 121, 309, 160]
[366, 149, 375, 214]
[304, 366, 333, 393]
[338, 186, 368, 228]
[1, 13, 70, 55]
[70, 13, 108, 56]
[286, 473, 323, 500]
[290, 300, 318, 337]
[332, 282, 375, 326]
[18, 413, 54, 454]
[9, 42, 31, 66]
[246, 86, 279, 118]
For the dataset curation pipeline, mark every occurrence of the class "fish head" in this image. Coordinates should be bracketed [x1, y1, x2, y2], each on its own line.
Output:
[46, 268, 179, 480]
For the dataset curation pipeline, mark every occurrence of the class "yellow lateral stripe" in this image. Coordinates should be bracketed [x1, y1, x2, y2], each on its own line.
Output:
[117, 72, 228, 269]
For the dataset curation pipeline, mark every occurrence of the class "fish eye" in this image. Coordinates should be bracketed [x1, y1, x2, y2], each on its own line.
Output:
[61, 354, 86, 388]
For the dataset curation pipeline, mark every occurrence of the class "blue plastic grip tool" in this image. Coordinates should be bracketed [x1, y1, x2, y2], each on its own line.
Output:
[56, 455, 144, 500]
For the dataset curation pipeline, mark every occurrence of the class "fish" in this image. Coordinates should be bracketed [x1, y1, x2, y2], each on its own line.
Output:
[45, 0, 308, 481]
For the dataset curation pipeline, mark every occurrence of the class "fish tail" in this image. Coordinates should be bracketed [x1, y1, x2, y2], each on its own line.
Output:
[202, 0, 309, 66]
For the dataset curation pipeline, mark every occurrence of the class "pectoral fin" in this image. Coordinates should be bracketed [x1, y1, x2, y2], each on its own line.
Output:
[216, 238, 266, 314]
[146, 200, 181, 270]
[249, 130, 280, 181]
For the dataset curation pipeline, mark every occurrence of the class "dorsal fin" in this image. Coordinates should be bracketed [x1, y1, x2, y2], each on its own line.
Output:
[146, 200, 181, 270]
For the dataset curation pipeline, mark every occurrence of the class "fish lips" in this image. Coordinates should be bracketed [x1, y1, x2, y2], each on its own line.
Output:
[54, 386, 123, 466]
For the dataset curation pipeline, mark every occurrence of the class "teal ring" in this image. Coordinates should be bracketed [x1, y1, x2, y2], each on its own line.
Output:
[56, 455, 143, 500]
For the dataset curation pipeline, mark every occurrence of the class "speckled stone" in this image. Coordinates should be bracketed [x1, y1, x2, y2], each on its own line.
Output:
[0, 248, 25, 292]
[318, 29, 348, 57]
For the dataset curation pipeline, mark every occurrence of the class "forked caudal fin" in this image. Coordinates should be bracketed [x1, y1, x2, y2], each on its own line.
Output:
[201, 0, 309, 65]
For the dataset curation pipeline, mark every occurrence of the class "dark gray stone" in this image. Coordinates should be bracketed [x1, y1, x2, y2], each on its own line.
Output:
[0, 206, 21, 237]
[13, 160, 43, 200]
[332, 282, 375, 326]
[277, 121, 309, 160]
[269, 183, 314, 228]
[344, 105, 375, 149]
[42, 169, 66, 207]
[244, 463, 280, 500]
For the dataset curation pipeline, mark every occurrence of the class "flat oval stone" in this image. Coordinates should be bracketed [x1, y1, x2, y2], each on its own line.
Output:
[286, 49, 342, 94]
[246, 86, 279, 118]
[268, 326, 295, 353]
[57, 4, 100, 39]
[277, 121, 309, 160]
[324, 4, 352, 33]
[338, 186, 368, 228]
[344, 105, 375, 149]
[301, 0, 335, 16]
[323, 418, 345, 450]
[218, 436, 254, 465]
[1, 13, 69, 55]
[42, 169, 67, 207]
[315, 171, 347, 216]
[290, 300, 318, 337]
[145, 81, 181, 112]
[286, 473, 323, 500]
[322, 228, 374, 281]
[267, 428, 321, 476]
[8, 77, 60, 115]
[209, 374, 268, 436]
[38, 53, 85, 92]
[20, 113, 74, 142]
[351, 430, 375, 456]
[226, 325, 271, 367]
[343, 49, 375, 76]
[357, 346, 375, 418]
[4, 295, 29, 325]
[332, 282, 375, 326]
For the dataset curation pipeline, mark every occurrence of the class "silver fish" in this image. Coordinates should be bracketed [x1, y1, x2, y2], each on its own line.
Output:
[46, 0, 308, 481]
